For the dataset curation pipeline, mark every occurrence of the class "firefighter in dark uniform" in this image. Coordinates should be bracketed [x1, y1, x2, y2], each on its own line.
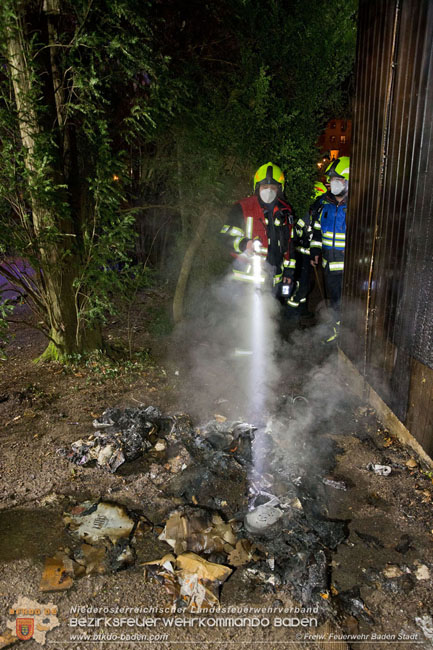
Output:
[293, 181, 327, 320]
[310, 157, 350, 342]
[220, 162, 296, 302]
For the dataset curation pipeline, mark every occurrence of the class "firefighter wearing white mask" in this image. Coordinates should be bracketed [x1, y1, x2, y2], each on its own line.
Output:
[310, 156, 350, 342]
[220, 162, 296, 299]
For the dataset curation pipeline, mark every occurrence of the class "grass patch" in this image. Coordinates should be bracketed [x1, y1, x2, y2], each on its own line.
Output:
[61, 348, 153, 385]
[147, 304, 173, 337]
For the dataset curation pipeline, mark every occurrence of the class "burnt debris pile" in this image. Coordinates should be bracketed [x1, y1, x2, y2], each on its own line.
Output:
[58, 405, 355, 618]
[40, 501, 139, 592]
[57, 406, 171, 472]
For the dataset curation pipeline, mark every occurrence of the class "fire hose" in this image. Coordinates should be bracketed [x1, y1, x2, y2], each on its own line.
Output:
[312, 263, 327, 306]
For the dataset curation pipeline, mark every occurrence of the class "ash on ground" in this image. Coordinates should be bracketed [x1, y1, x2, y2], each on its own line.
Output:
[58, 404, 360, 623]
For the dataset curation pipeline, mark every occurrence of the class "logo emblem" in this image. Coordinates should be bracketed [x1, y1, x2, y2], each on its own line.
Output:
[16, 618, 34, 641]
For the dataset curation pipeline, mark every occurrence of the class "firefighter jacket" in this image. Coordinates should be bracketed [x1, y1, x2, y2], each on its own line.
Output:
[220, 194, 296, 286]
[295, 195, 327, 257]
[310, 193, 347, 273]
[294, 213, 312, 257]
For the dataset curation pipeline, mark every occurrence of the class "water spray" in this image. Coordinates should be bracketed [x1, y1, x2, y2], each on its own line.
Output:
[233, 217, 284, 533]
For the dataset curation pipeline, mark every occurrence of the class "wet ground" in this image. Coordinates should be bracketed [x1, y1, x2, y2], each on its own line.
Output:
[0, 297, 433, 649]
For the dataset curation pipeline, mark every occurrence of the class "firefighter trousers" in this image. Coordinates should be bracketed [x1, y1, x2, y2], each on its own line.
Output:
[323, 267, 343, 315]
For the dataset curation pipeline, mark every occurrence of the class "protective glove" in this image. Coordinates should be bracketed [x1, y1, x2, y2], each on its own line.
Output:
[252, 239, 266, 254]
[246, 239, 266, 256]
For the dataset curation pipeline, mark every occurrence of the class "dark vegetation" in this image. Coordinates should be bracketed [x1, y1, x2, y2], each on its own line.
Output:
[0, 0, 357, 361]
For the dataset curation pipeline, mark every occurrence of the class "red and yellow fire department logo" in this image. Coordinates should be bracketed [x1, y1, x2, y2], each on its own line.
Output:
[7, 597, 59, 645]
[16, 617, 34, 641]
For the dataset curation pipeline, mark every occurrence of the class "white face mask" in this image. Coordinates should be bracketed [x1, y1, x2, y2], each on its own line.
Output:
[259, 188, 277, 203]
[330, 178, 347, 196]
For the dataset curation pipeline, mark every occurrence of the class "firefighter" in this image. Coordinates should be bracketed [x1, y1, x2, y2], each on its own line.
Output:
[220, 162, 296, 300]
[310, 157, 350, 342]
[293, 181, 327, 320]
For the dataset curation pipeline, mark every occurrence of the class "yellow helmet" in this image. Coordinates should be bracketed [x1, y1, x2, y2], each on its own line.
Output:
[325, 156, 350, 180]
[312, 181, 327, 200]
[253, 162, 285, 191]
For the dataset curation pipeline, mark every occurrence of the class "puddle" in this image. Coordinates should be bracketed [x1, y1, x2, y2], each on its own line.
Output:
[0, 508, 70, 563]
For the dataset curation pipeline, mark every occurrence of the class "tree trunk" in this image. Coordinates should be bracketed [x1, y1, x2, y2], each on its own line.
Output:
[172, 210, 212, 324]
[5, 1, 103, 360]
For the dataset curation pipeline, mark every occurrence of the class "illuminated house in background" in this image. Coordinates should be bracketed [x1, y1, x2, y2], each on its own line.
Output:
[317, 119, 352, 170]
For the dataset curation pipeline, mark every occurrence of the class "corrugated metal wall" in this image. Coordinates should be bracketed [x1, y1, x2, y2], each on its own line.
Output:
[341, 0, 433, 456]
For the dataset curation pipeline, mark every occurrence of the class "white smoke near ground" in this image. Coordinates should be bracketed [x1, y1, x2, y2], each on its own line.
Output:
[169, 272, 357, 486]
[266, 321, 354, 471]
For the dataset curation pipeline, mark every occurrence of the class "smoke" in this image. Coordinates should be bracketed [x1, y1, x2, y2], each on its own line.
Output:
[264, 321, 350, 470]
[171, 270, 280, 424]
[169, 271, 359, 486]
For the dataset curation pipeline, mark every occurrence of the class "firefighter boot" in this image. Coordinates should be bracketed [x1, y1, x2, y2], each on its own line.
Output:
[323, 320, 340, 344]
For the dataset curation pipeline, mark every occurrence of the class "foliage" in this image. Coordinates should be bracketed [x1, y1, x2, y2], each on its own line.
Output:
[185, 0, 358, 216]
[61, 348, 152, 385]
[0, 299, 14, 358]
[0, 0, 169, 356]
[147, 304, 174, 338]
[145, 0, 357, 300]
[0, 0, 357, 348]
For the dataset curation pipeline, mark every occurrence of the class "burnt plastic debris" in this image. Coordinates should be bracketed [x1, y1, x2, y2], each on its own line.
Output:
[288, 475, 350, 550]
[40, 501, 138, 592]
[64, 501, 136, 544]
[197, 419, 256, 466]
[305, 516, 349, 551]
[335, 587, 374, 624]
[58, 409, 258, 475]
[301, 550, 328, 603]
[239, 464, 351, 611]
[367, 463, 392, 476]
[56, 406, 356, 617]
[58, 406, 175, 472]
[245, 528, 334, 608]
[93, 406, 163, 430]
[164, 463, 247, 516]
[322, 477, 348, 491]
[63, 501, 137, 574]
[244, 501, 284, 535]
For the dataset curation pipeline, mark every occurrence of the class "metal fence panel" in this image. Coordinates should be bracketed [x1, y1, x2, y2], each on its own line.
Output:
[341, 0, 433, 455]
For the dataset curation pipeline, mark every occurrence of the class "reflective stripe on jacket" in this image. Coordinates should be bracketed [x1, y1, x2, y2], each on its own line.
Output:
[320, 202, 346, 251]
[310, 197, 347, 273]
[220, 195, 296, 283]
